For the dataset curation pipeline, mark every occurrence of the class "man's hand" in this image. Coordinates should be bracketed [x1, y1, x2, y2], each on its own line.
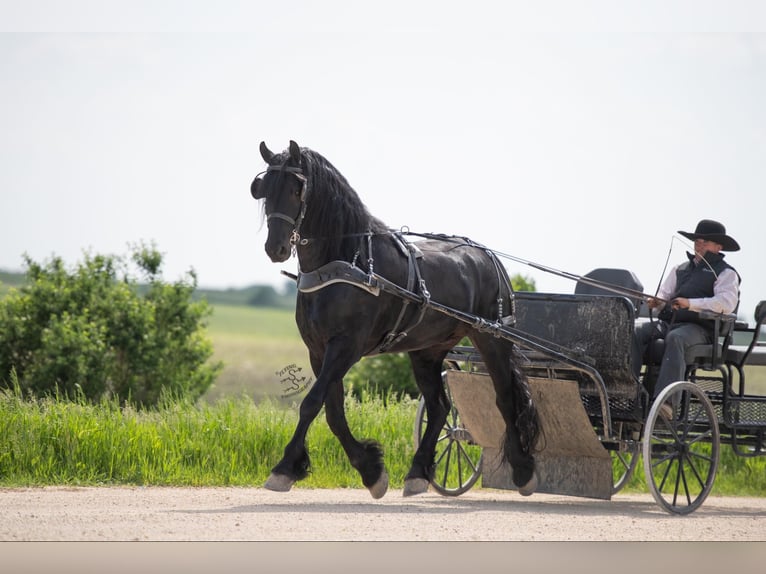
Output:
[671, 297, 690, 310]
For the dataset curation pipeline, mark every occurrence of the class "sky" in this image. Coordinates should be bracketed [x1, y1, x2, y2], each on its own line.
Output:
[1, 1, 765, 321]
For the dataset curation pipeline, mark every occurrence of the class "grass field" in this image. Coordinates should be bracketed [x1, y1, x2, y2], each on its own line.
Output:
[203, 304, 310, 404]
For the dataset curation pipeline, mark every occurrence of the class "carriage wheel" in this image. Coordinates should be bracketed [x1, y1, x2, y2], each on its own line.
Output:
[610, 421, 640, 494]
[414, 383, 482, 496]
[642, 381, 720, 515]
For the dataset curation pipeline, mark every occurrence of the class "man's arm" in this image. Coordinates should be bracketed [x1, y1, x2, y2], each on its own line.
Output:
[647, 266, 678, 310]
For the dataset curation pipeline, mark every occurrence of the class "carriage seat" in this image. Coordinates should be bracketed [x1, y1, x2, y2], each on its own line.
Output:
[644, 309, 738, 372]
[574, 268, 644, 315]
[726, 300, 766, 367]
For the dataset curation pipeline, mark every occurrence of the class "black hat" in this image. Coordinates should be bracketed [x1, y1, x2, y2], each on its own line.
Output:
[678, 219, 740, 252]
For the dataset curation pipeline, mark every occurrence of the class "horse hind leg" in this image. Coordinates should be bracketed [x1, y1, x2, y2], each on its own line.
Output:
[472, 334, 540, 495]
[324, 378, 388, 499]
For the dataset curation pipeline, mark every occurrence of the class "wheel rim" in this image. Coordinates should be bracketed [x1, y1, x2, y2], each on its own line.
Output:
[611, 422, 639, 494]
[415, 384, 482, 496]
[642, 381, 720, 515]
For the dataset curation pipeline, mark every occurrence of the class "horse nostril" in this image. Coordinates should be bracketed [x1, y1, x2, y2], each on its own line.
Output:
[266, 241, 291, 263]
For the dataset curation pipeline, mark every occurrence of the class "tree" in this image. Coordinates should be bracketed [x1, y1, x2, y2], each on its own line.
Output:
[247, 285, 281, 307]
[0, 245, 222, 407]
[511, 273, 536, 292]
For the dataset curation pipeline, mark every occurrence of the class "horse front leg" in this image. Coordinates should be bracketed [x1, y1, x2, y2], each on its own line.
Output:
[264, 339, 364, 493]
[263, 384, 323, 492]
[324, 376, 388, 499]
[403, 349, 451, 497]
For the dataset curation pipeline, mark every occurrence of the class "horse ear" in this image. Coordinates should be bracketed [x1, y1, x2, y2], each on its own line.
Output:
[289, 140, 302, 165]
[251, 176, 265, 200]
[260, 141, 275, 164]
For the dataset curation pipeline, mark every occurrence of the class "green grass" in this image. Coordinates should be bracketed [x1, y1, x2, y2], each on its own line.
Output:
[1, 386, 764, 496]
[0, 386, 418, 488]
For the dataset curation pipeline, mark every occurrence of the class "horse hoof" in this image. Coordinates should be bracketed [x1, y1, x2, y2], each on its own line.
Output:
[368, 470, 389, 499]
[402, 477, 430, 497]
[518, 472, 538, 497]
[264, 473, 294, 492]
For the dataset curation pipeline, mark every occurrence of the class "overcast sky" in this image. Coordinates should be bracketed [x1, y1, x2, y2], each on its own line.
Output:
[1, 1, 764, 321]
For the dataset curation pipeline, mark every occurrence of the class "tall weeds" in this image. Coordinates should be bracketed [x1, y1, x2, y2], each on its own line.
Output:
[0, 384, 417, 488]
[2, 384, 764, 495]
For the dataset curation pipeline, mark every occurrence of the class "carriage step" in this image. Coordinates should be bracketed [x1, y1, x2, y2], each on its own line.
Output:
[723, 395, 766, 428]
[580, 393, 643, 422]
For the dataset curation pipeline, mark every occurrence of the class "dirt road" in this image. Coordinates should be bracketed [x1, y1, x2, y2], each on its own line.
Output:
[3, 486, 765, 573]
[2, 485, 765, 541]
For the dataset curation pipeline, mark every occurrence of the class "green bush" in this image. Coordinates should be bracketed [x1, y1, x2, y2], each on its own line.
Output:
[0, 244, 221, 407]
[346, 353, 418, 401]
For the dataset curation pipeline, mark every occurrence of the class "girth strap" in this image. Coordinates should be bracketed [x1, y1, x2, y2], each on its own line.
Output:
[375, 233, 429, 354]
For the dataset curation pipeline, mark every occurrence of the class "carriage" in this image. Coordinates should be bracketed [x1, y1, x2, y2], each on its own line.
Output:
[416, 269, 766, 514]
[250, 140, 766, 517]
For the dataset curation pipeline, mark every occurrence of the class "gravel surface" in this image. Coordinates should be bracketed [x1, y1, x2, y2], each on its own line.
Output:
[2, 486, 765, 541]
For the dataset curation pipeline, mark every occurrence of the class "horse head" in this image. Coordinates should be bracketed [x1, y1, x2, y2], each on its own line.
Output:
[251, 140, 307, 263]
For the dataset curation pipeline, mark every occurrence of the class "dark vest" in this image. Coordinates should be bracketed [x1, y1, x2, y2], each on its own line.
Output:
[659, 252, 740, 328]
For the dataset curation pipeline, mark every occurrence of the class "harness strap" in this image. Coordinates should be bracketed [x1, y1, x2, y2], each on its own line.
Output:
[296, 261, 380, 296]
[487, 247, 516, 325]
[293, 232, 432, 354]
[376, 233, 429, 353]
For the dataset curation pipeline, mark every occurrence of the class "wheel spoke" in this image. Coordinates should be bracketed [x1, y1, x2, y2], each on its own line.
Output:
[615, 451, 632, 472]
[655, 456, 675, 492]
[682, 448, 713, 489]
[455, 440, 481, 474]
[440, 441, 453, 487]
[673, 466, 692, 506]
[434, 440, 450, 465]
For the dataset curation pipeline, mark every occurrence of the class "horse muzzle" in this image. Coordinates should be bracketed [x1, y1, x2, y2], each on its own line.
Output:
[265, 240, 291, 263]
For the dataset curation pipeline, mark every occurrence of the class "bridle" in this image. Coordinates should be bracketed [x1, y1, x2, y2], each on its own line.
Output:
[265, 164, 309, 246]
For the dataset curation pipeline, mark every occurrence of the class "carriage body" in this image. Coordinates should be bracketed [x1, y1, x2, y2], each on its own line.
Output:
[435, 291, 643, 501]
[420, 278, 766, 514]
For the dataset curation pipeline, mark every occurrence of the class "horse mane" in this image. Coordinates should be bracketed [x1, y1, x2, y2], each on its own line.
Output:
[298, 147, 389, 262]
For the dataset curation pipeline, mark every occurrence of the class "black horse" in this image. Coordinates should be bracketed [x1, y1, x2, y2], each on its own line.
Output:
[250, 140, 539, 498]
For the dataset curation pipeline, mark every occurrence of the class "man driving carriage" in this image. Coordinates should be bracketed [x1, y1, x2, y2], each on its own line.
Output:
[631, 219, 741, 410]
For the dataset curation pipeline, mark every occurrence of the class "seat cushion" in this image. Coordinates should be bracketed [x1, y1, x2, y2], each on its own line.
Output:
[685, 343, 722, 364]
